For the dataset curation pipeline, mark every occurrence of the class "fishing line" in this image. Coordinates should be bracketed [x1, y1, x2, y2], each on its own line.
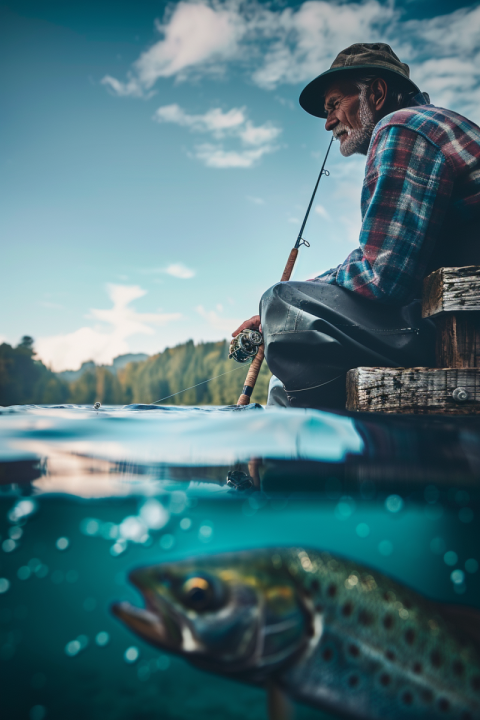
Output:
[150, 364, 245, 405]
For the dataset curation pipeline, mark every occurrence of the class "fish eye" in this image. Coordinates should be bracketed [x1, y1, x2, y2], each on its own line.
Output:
[181, 576, 215, 612]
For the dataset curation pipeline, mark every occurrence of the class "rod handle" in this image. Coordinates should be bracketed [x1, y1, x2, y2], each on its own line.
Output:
[281, 248, 298, 282]
[237, 346, 265, 406]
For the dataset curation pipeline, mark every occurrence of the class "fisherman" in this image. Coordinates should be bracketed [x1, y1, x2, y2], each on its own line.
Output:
[232, 43, 480, 410]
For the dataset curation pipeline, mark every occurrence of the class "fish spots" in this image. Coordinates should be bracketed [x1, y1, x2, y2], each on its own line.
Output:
[401, 691, 413, 706]
[342, 601, 353, 617]
[327, 584, 337, 598]
[347, 674, 360, 688]
[438, 698, 450, 712]
[348, 643, 360, 658]
[385, 650, 395, 662]
[471, 675, 480, 692]
[315, 603, 324, 614]
[404, 628, 415, 645]
[358, 609, 373, 626]
[413, 662, 422, 674]
[461, 712, 473, 720]
[383, 590, 396, 603]
[421, 689, 434, 704]
[431, 649, 443, 668]
[379, 673, 391, 687]
[452, 660, 464, 676]
[322, 647, 334, 663]
[383, 614, 394, 630]
[310, 579, 320, 594]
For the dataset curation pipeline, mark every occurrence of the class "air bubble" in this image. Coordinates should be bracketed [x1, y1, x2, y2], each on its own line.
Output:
[95, 632, 109, 647]
[80, 519, 100, 536]
[335, 497, 356, 519]
[8, 499, 37, 523]
[356, 523, 370, 538]
[159, 534, 175, 550]
[65, 640, 81, 657]
[0, 578, 10, 594]
[124, 646, 139, 664]
[29, 705, 46, 720]
[465, 559, 478, 574]
[385, 495, 403, 513]
[56, 537, 69, 551]
[451, 569, 465, 585]
[140, 499, 169, 530]
[2, 539, 16, 553]
[444, 551, 458, 567]
[459, 508, 474, 524]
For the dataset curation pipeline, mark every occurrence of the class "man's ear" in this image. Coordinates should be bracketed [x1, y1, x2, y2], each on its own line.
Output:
[370, 78, 388, 113]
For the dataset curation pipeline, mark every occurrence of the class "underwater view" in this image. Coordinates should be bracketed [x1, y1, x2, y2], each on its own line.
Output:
[1, 404, 479, 720]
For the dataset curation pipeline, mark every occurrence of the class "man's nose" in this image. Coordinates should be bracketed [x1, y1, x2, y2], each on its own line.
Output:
[325, 113, 337, 132]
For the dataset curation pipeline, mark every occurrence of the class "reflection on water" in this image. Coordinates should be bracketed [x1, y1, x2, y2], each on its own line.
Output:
[0, 405, 479, 718]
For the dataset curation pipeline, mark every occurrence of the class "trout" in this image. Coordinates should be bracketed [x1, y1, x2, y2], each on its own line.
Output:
[112, 548, 480, 719]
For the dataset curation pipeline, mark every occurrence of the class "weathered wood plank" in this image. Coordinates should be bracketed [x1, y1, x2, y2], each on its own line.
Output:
[422, 266, 480, 318]
[346, 367, 480, 414]
[435, 313, 480, 368]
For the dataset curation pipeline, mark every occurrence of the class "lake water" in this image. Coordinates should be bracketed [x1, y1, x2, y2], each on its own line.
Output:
[1, 404, 479, 720]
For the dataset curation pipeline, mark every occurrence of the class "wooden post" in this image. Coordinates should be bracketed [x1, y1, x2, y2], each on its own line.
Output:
[346, 367, 480, 414]
[346, 266, 480, 414]
[422, 266, 480, 369]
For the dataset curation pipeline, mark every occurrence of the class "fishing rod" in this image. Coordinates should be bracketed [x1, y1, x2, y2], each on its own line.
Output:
[230, 136, 334, 406]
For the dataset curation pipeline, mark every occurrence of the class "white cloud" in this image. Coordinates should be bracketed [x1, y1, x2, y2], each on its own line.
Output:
[101, 75, 145, 98]
[251, 1, 395, 89]
[102, 1, 244, 96]
[315, 204, 331, 221]
[246, 195, 265, 205]
[194, 143, 275, 168]
[35, 284, 181, 372]
[165, 263, 196, 279]
[196, 304, 242, 334]
[154, 104, 246, 134]
[102, 1, 480, 122]
[155, 103, 281, 168]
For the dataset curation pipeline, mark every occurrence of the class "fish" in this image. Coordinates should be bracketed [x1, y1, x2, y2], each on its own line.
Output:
[112, 548, 480, 719]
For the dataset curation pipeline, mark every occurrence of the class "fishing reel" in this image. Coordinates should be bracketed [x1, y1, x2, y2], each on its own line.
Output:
[229, 329, 263, 364]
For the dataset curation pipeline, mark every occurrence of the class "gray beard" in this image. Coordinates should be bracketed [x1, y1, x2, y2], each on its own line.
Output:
[336, 87, 377, 157]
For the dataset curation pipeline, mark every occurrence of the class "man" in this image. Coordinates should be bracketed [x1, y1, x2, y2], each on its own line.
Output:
[233, 43, 480, 410]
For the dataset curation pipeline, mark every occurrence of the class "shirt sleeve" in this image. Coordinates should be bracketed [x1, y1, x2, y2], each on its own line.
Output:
[313, 124, 454, 303]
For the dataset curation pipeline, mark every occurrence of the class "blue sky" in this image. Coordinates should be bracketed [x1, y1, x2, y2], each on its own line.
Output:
[2, 0, 479, 370]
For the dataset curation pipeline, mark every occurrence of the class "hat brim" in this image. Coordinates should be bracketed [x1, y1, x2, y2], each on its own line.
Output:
[299, 65, 421, 119]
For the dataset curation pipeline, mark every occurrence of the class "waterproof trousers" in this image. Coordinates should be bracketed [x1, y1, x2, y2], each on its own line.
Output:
[260, 281, 436, 410]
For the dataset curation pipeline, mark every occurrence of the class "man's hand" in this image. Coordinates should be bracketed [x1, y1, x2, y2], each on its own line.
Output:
[232, 315, 262, 338]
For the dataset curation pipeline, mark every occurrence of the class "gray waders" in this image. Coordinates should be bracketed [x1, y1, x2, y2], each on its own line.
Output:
[261, 281, 436, 410]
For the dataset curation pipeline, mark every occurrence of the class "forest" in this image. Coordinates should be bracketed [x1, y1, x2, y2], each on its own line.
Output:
[0, 337, 271, 407]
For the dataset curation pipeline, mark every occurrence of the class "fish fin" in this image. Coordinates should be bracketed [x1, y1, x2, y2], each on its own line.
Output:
[438, 603, 480, 652]
[267, 680, 293, 720]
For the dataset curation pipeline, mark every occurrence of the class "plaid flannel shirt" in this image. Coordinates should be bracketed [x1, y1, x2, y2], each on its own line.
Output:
[315, 95, 480, 304]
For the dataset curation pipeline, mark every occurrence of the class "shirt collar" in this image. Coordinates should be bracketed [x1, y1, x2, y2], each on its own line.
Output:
[409, 91, 431, 106]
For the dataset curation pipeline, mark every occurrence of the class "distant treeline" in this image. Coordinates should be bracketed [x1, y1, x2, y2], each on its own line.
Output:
[0, 337, 271, 407]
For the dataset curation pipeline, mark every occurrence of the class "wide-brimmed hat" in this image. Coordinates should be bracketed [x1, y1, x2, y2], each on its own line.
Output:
[299, 43, 420, 119]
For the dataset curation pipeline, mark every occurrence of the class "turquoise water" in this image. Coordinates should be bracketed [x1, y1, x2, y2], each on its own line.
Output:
[1, 405, 479, 719]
